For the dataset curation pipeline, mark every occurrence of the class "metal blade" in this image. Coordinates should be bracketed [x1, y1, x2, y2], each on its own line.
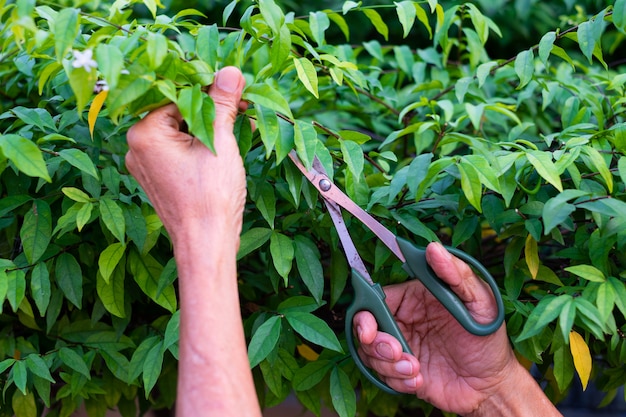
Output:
[322, 198, 373, 285]
[288, 150, 405, 263]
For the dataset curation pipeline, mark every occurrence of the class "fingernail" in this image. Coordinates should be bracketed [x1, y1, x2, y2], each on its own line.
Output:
[376, 343, 393, 360]
[394, 360, 413, 376]
[403, 377, 418, 389]
[215, 69, 240, 93]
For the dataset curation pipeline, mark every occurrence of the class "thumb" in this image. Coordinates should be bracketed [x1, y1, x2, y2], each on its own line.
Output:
[209, 66, 245, 134]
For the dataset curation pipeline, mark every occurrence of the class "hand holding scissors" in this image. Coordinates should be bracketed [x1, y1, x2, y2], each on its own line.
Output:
[288, 151, 505, 395]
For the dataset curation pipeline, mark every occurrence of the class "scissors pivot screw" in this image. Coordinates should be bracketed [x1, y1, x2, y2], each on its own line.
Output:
[319, 179, 332, 191]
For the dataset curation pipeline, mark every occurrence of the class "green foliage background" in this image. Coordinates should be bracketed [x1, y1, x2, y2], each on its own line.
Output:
[1, 0, 626, 416]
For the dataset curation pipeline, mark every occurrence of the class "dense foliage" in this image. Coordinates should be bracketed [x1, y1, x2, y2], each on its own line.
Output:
[1, 0, 626, 416]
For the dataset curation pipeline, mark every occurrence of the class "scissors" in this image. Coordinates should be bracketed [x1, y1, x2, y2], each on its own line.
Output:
[288, 150, 505, 395]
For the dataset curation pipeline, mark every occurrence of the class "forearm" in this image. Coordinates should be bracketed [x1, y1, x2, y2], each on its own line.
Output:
[173, 223, 261, 417]
[466, 361, 562, 417]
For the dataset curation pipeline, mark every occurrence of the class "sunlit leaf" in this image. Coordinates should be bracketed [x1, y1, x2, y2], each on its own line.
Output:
[293, 57, 319, 98]
[143, 341, 164, 396]
[526, 150, 563, 192]
[177, 84, 216, 152]
[565, 264, 605, 283]
[244, 83, 293, 118]
[363, 9, 388, 40]
[54, 8, 79, 62]
[0, 135, 51, 181]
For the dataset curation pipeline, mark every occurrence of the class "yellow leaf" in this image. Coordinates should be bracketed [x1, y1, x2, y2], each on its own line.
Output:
[296, 344, 319, 361]
[525, 234, 539, 279]
[88, 89, 108, 139]
[569, 330, 592, 390]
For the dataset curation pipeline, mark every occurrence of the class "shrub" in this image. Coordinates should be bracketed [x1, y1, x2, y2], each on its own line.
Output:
[1, 0, 626, 416]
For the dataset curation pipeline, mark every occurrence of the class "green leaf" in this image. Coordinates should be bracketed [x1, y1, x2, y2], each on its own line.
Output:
[514, 49, 534, 89]
[0, 134, 51, 181]
[542, 190, 588, 234]
[55, 253, 83, 309]
[255, 104, 281, 158]
[196, 24, 219, 70]
[577, 21, 595, 63]
[516, 295, 572, 341]
[248, 315, 282, 368]
[54, 8, 79, 62]
[285, 311, 342, 352]
[294, 236, 324, 304]
[538, 31, 556, 66]
[565, 264, 606, 283]
[581, 146, 613, 193]
[340, 140, 364, 181]
[62, 187, 91, 203]
[12, 390, 36, 417]
[237, 228, 272, 260]
[96, 265, 125, 318]
[258, 0, 285, 35]
[146, 32, 168, 70]
[101, 349, 131, 383]
[395, 1, 416, 38]
[270, 231, 294, 281]
[20, 200, 52, 264]
[309, 11, 330, 45]
[254, 181, 276, 229]
[177, 84, 216, 153]
[163, 310, 180, 354]
[30, 263, 51, 316]
[526, 150, 563, 192]
[98, 242, 126, 284]
[6, 269, 26, 313]
[13, 360, 27, 394]
[614, 0, 626, 33]
[129, 336, 160, 382]
[58, 347, 91, 379]
[293, 57, 319, 98]
[596, 281, 616, 322]
[244, 83, 293, 119]
[128, 250, 177, 313]
[25, 355, 54, 383]
[457, 161, 483, 212]
[58, 148, 99, 180]
[294, 120, 318, 171]
[330, 367, 356, 417]
[95, 44, 124, 91]
[292, 360, 332, 391]
[363, 9, 389, 40]
[143, 341, 164, 397]
[99, 197, 126, 243]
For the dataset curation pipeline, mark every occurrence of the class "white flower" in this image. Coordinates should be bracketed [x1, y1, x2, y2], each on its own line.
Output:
[72, 49, 98, 72]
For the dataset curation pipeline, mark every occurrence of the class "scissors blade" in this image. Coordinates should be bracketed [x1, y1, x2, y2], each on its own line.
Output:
[322, 198, 373, 285]
[288, 150, 406, 263]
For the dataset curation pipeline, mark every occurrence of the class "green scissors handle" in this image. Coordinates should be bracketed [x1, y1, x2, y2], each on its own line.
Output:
[345, 269, 413, 395]
[397, 237, 505, 336]
[345, 237, 504, 395]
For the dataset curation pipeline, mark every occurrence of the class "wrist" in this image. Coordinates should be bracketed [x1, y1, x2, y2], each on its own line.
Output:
[466, 361, 562, 417]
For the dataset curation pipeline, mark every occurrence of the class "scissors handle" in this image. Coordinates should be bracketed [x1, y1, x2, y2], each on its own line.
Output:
[397, 237, 505, 336]
[345, 269, 413, 395]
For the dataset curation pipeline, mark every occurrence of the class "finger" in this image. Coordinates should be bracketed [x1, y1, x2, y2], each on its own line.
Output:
[425, 242, 497, 321]
[354, 312, 405, 362]
[127, 103, 187, 150]
[209, 66, 245, 140]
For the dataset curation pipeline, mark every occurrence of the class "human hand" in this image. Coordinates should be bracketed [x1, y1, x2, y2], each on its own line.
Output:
[353, 242, 515, 415]
[125, 67, 247, 245]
